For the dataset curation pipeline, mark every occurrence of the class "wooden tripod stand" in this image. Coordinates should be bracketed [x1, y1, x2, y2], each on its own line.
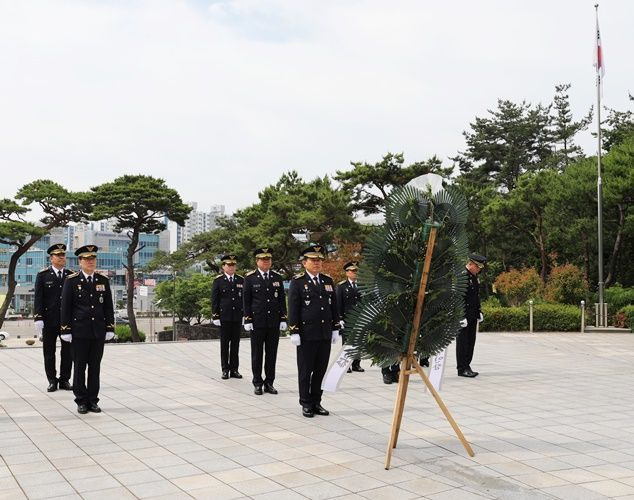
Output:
[385, 226, 475, 470]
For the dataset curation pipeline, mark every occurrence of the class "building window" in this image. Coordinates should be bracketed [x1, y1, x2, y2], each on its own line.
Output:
[26, 257, 33, 266]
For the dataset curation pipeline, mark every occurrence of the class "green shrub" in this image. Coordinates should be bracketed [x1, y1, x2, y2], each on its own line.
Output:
[544, 264, 588, 305]
[114, 325, 146, 342]
[605, 285, 634, 313]
[481, 296, 502, 308]
[480, 303, 580, 332]
[493, 268, 542, 306]
[615, 305, 634, 329]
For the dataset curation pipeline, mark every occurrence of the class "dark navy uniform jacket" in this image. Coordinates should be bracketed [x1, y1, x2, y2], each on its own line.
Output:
[243, 270, 287, 328]
[211, 273, 244, 322]
[60, 272, 115, 339]
[34, 267, 73, 329]
[288, 272, 340, 341]
[335, 279, 360, 320]
[463, 268, 482, 321]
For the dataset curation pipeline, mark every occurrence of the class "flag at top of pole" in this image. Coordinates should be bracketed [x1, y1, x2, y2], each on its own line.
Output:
[594, 5, 605, 86]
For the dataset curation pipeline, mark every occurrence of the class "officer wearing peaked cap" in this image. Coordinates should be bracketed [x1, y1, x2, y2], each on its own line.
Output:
[287, 244, 341, 418]
[243, 248, 287, 395]
[336, 260, 364, 373]
[60, 245, 115, 414]
[212, 254, 244, 380]
[34, 243, 74, 392]
[456, 253, 487, 378]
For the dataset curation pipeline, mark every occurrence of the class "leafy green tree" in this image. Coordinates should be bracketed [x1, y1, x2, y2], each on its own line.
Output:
[551, 83, 592, 169]
[600, 93, 634, 152]
[0, 181, 89, 328]
[335, 152, 452, 215]
[154, 274, 213, 324]
[453, 99, 553, 190]
[481, 170, 557, 281]
[91, 175, 191, 341]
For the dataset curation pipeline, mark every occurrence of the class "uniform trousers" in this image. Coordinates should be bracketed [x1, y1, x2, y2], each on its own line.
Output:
[43, 326, 72, 383]
[250, 326, 279, 386]
[456, 319, 477, 372]
[342, 332, 361, 368]
[220, 321, 241, 372]
[296, 339, 331, 407]
[72, 337, 105, 405]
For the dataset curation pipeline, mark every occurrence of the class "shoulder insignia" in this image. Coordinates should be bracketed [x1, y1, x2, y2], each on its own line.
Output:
[96, 272, 109, 279]
[293, 272, 305, 279]
[322, 273, 332, 278]
[39, 267, 49, 273]
[338, 279, 346, 285]
[213, 274, 224, 280]
[245, 270, 256, 276]
[67, 271, 80, 278]
[235, 273, 243, 279]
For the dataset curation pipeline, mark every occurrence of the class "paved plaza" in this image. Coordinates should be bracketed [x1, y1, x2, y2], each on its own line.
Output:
[1, 331, 634, 499]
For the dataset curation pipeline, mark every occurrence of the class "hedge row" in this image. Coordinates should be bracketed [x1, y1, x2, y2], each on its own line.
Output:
[480, 304, 581, 332]
[114, 325, 146, 342]
[616, 306, 634, 329]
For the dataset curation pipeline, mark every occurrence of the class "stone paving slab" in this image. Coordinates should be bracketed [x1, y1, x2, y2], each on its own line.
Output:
[1, 331, 634, 499]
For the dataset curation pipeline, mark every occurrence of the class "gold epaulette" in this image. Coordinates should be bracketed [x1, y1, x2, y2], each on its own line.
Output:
[39, 267, 49, 273]
[67, 271, 80, 278]
[322, 273, 332, 279]
[213, 274, 224, 280]
[338, 279, 346, 285]
[235, 273, 243, 278]
[96, 272, 109, 279]
[245, 270, 256, 276]
[293, 272, 305, 279]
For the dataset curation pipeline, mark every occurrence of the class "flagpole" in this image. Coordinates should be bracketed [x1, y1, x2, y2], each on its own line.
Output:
[595, 3, 605, 326]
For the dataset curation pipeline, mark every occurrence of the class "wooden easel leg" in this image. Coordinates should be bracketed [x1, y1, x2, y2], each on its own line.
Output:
[385, 356, 409, 469]
[412, 358, 475, 457]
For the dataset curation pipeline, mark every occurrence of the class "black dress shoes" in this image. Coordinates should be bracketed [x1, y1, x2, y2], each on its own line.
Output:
[458, 369, 478, 378]
[382, 374, 393, 384]
[58, 380, 73, 391]
[77, 404, 89, 414]
[47, 381, 58, 392]
[221, 371, 229, 380]
[88, 403, 102, 413]
[254, 386, 263, 395]
[347, 367, 352, 373]
[263, 384, 278, 394]
[302, 406, 314, 418]
[313, 404, 329, 416]
[392, 372, 400, 383]
[351, 365, 365, 372]
[230, 371, 242, 379]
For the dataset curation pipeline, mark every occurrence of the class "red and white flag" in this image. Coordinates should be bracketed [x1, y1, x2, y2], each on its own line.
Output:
[594, 10, 605, 83]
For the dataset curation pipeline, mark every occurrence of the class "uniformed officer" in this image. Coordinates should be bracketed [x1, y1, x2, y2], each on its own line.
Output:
[288, 245, 340, 418]
[336, 260, 364, 373]
[211, 254, 244, 380]
[456, 253, 486, 378]
[243, 248, 287, 395]
[60, 245, 115, 414]
[33, 243, 74, 392]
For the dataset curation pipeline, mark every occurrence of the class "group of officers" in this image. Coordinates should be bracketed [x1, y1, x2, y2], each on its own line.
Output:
[35, 240, 486, 419]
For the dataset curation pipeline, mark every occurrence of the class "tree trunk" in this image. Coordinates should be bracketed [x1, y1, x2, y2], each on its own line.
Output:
[0, 233, 44, 329]
[605, 203, 627, 288]
[126, 231, 141, 342]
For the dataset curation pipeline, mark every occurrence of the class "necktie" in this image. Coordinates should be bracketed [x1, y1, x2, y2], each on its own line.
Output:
[313, 276, 319, 287]
[352, 281, 356, 289]
[87, 276, 92, 285]
[229, 276, 233, 283]
[264, 272, 269, 281]
[58, 271, 62, 280]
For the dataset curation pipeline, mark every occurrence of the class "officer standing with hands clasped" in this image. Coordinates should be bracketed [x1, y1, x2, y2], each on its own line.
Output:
[336, 261, 364, 373]
[456, 253, 486, 378]
[60, 245, 115, 414]
[34, 243, 74, 392]
[212, 254, 244, 380]
[243, 248, 287, 395]
[288, 245, 340, 418]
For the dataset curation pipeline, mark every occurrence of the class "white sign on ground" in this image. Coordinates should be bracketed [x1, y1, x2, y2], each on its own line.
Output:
[139, 286, 149, 297]
[322, 345, 354, 392]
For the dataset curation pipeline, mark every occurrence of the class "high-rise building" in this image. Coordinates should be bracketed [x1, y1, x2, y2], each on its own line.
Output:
[169, 203, 225, 250]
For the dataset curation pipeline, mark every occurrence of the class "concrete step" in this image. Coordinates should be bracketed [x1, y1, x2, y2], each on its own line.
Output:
[584, 326, 632, 333]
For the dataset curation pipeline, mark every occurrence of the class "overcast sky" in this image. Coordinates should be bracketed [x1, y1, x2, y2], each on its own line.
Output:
[1, 0, 632, 216]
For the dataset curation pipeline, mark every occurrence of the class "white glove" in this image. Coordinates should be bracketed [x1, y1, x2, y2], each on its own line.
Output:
[279, 321, 287, 331]
[459, 318, 467, 328]
[339, 320, 345, 329]
[34, 321, 44, 332]
[105, 331, 115, 341]
[244, 322, 253, 332]
[212, 319, 221, 327]
[331, 330, 340, 344]
[61, 334, 72, 343]
[290, 334, 301, 346]
[478, 313, 484, 323]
